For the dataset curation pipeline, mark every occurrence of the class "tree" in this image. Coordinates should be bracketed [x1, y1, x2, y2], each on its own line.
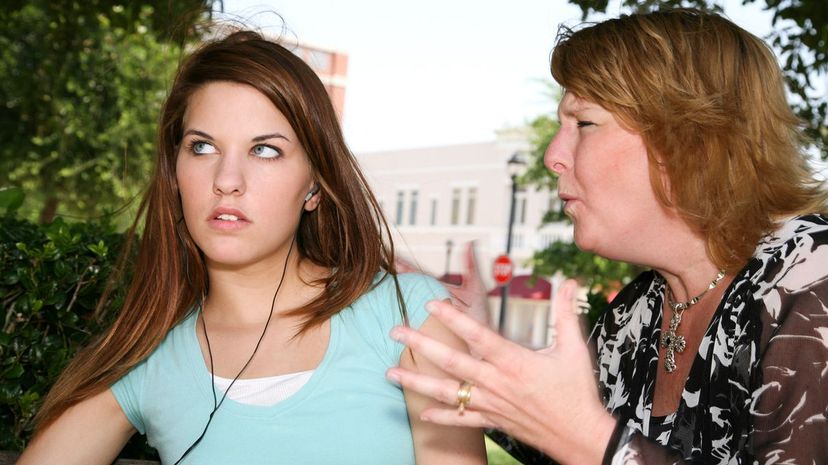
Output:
[0, 1, 214, 225]
[566, 0, 828, 157]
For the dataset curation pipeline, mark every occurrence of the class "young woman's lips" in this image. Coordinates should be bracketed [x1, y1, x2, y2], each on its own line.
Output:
[207, 207, 251, 230]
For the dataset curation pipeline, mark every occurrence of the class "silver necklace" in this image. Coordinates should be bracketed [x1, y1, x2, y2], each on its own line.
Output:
[660, 270, 726, 373]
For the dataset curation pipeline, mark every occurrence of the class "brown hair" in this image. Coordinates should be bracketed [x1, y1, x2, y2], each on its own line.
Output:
[551, 8, 828, 271]
[35, 30, 400, 428]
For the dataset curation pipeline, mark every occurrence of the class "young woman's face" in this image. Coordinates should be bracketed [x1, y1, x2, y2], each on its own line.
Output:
[176, 81, 319, 270]
[544, 92, 668, 262]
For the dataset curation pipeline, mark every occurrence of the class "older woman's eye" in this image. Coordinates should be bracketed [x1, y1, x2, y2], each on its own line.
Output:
[577, 120, 595, 128]
[251, 144, 281, 160]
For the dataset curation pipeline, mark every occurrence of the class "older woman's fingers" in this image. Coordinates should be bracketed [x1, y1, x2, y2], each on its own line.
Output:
[424, 299, 521, 365]
[385, 367, 463, 407]
[419, 407, 498, 429]
[550, 280, 590, 351]
[385, 368, 499, 429]
[390, 325, 494, 383]
[456, 241, 491, 326]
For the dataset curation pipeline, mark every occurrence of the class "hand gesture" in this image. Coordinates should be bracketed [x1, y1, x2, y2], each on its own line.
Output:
[386, 280, 616, 465]
[395, 242, 491, 325]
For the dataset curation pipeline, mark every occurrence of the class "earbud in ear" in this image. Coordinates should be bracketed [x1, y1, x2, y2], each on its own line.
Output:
[303, 183, 320, 203]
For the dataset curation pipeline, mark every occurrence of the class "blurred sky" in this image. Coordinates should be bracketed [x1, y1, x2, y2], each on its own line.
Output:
[218, 1, 780, 153]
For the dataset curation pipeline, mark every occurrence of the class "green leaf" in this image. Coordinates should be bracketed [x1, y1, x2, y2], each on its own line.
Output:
[0, 187, 25, 213]
[3, 364, 24, 380]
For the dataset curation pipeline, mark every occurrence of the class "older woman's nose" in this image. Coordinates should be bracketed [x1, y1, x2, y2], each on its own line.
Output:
[544, 131, 571, 175]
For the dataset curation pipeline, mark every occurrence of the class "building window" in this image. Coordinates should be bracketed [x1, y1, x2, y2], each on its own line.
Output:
[408, 190, 418, 225]
[466, 188, 476, 225]
[516, 196, 528, 225]
[430, 198, 438, 225]
[451, 188, 461, 225]
[395, 191, 405, 225]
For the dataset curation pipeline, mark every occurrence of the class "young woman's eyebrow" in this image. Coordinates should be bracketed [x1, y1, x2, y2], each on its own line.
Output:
[251, 133, 290, 143]
[181, 129, 290, 143]
[182, 129, 213, 140]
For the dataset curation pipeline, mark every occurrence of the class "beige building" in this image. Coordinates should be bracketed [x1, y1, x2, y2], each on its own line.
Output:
[285, 40, 349, 119]
[356, 129, 572, 347]
[284, 38, 573, 347]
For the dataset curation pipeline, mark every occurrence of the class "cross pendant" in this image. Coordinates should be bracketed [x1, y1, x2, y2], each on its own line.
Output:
[660, 310, 686, 373]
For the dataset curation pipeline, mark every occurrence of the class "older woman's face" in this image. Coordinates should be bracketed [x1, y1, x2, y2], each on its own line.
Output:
[545, 93, 665, 262]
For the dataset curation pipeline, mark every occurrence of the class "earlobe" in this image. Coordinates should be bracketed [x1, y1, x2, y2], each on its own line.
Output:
[303, 182, 321, 211]
[303, 193, 321, 212]
[303, 182, 320, 202]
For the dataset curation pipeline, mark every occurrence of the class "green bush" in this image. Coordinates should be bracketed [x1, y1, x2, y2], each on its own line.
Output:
[0, 211, 156, 458]
[0, 213, 122, 448]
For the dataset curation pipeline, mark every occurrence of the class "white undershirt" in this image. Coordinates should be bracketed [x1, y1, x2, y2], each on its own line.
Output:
[212, 370, 314, 406]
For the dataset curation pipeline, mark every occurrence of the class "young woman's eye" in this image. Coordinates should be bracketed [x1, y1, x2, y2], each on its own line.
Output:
[577, 120, 595, 128]
[251, 144, 281, 159]
[189, 140, 217, 154]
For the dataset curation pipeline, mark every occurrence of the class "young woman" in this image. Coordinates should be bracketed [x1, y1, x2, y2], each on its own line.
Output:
[18, 30, 486, 464]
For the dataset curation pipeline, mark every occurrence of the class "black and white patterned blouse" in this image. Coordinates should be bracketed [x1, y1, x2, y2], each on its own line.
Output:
[489, 214, 828, 464]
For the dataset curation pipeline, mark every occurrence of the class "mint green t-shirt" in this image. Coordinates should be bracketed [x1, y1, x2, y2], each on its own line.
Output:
[111, 273, 448, 464]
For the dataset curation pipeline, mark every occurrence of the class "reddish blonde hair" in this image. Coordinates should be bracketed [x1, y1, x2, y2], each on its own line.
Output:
[551, 9, 828, 271]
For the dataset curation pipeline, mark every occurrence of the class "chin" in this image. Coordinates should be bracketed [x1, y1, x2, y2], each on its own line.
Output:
[571, 227, 595, 253]
[200, 246, 260, 267]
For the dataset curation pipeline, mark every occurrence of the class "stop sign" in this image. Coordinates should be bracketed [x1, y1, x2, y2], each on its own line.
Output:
[492, 254, 513, 286]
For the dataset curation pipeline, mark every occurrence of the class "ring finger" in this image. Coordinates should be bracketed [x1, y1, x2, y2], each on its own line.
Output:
[390, 325, 493, 383]
[387, 367, 487, 411]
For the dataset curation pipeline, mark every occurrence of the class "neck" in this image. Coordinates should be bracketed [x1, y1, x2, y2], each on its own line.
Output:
[656, 260, 723, 301]
[648, 225, 723, 302]
[203, 253, 322, 327]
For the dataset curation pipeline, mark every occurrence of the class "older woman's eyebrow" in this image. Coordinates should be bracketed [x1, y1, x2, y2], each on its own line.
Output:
[558, 95, 601, 119]
[569, 96, 601, 112]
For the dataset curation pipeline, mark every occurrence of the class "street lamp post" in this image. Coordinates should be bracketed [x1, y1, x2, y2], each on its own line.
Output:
[444, 239, 454, 278]
[498, 153, 525, 334]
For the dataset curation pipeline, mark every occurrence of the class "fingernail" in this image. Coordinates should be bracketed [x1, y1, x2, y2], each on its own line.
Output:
[425, 301, 441, 314]
[385, 369, 401, 384]
[390, 327, 406, 342]
[420, 414, 431, 422]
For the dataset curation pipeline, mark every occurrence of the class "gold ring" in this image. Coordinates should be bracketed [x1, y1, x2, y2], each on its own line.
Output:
[456, 381, 473, 414]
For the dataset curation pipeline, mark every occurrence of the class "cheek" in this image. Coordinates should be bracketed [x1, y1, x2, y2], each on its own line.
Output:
[580, 142, 652, 214]
[175, 171, 202, 219]
[605, 133, 649, 181]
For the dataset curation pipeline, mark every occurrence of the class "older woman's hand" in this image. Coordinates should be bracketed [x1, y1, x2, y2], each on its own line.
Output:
[386, 280, 617, 465]
[395, 242, 491, 326]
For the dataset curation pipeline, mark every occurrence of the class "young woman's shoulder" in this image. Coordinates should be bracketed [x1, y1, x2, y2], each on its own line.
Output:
[109, 309, 200, 435]
[340, 272, 448, 334]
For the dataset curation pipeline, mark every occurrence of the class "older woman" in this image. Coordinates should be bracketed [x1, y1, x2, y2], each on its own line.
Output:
[386, 9, 828, 464]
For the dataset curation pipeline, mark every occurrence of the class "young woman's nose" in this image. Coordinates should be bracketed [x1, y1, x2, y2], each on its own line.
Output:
[212, 153, 246, 196]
